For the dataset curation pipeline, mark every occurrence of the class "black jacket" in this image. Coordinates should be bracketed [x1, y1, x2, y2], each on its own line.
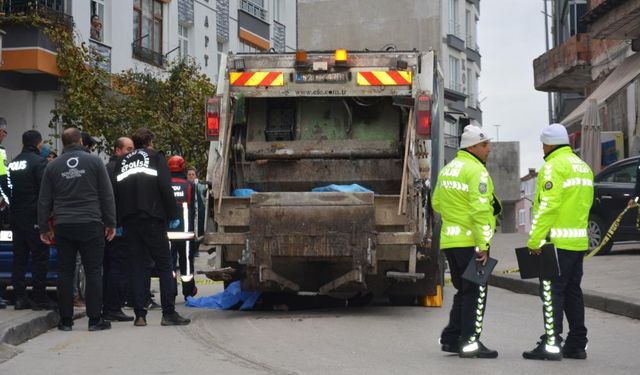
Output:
[8, 146, 48, 216]
[635, 158, 640, 199]
[114, 148, 177, 224]
[37, 144, 116, 232]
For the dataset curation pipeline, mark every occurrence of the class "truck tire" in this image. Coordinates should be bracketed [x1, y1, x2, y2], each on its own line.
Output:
[388, 294, 416, 306]
[588, 214, 612, 256]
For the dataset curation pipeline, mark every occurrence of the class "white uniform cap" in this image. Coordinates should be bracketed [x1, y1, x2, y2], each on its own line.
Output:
[459, 125, 491, 149]
[540, 123, 569, 145]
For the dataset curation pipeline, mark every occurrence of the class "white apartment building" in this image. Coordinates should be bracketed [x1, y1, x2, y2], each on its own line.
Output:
[0, 0, 296, 158]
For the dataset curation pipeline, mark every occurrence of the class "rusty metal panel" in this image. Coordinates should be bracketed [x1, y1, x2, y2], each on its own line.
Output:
[249, 192, 375, 265]
[374, 195, 411, 226]
[245, 140, 399, 160]
[216, 197, 250, 226]
[204, 232, 246, 245]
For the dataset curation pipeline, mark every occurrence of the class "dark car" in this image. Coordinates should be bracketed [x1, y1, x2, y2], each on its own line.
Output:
[588, 155, 640, 255]
[0, 229, 59, 287]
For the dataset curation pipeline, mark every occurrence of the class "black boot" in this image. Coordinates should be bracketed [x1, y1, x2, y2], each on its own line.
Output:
[102, 310, 135, 322]
[0, 297, 7, 309]
[161, 312, 191, 326]
[439, 338, 459, 353]
[459, 341, 498, 359]
[562, 346, 587, 359]
[523, 341, 562, 361]
[88, 318, 112, 331]
[14, 296, 33, 310]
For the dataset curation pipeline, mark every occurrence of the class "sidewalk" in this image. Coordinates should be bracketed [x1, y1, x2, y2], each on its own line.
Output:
[489, 232, 640, 320]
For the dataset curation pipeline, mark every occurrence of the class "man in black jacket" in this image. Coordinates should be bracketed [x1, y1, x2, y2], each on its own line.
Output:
[8, 130, 54, 310]
[114, 128, 190, 327]
[38, 128, 116, 331]
[102, 137, 135, 322]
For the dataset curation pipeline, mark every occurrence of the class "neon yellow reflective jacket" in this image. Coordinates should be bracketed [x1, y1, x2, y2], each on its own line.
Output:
[527, 146, 594, 251]
[0, 147, 6, 176]
[432, 150, 499, 251]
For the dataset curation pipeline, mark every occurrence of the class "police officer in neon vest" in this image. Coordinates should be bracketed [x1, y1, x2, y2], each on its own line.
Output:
[523, 124, 593, 361]
[433, 125, 501, 359]
[167, 155, 197, 299]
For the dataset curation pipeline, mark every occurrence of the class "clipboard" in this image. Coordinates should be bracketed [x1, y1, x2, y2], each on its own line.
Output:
[462, 256, 498, 286]
[515, 244, 560, 279]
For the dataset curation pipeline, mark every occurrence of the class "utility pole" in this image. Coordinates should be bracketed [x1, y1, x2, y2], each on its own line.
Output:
[493, 124, 501, 142]
[543, 0, 554, 124]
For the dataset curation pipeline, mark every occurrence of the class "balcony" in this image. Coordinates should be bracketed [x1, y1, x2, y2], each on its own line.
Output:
[89, 39, 111, 74]
[447, 20, 465, 51]
[272, 20, 285, 52]
[533, 34, 592, 93]
[582, 0, 640, 39]
[239, 0, 268, 22]
[0, 1, 73, 90]
[132, 44, 165, 68]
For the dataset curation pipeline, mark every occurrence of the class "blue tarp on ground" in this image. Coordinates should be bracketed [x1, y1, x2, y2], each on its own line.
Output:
[185, 281, 261, 310]
[311, 184, 373, 193]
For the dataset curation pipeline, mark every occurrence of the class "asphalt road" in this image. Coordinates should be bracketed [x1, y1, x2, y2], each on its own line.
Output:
[1, 283, 639, 375]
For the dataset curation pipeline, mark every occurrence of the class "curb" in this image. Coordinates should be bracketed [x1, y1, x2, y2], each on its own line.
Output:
[0, 310, 86, 363]
[489, 274, 640, 320]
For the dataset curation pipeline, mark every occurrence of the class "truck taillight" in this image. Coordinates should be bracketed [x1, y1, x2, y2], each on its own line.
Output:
[206, 97, 220, 140]
[416, 95, 432, 137]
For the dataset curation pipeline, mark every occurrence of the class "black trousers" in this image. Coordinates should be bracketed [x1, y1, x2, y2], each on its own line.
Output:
[102, 237, 130, 313]
[11, 216, 49, 300]
[55, 223, 104, 321]
[540, 249, 588, 350]
[123, 219, 176, 317]
[440, 247, 488, 345]
[170, 239, 196, 296]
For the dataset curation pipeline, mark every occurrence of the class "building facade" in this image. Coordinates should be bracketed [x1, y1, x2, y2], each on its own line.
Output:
[533, 0, 640, 167]
[297, 0, 483, 162]
[0, 0, 296, 158]
[515, 168, 537, 235]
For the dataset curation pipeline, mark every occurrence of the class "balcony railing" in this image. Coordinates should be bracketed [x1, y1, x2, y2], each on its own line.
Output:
[239, 0, 268, 22]
[1, 0, 73, 26]
[132, 43, 165, 68]
[89, 39, 111, 74]
[466, 34, 479, 51]
[272, 20, 285, 52]
[448, 20, 463, 39]
[216, 0, 229, 42]
[533, 33, 591, 93]
[447, 80, 464, 93]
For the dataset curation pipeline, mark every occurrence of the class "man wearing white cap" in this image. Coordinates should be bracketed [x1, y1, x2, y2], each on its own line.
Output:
[522, 123, 593, 361]
[433, 124, 501, 358]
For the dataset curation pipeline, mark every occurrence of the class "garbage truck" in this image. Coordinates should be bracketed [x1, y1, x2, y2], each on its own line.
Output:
[203, 49, 445, 306]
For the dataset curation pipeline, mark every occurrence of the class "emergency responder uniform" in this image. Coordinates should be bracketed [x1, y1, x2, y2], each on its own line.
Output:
[101, 154, 134, 322]
[523, 124, 593, 360]
[8, 131, 53, 310]
[433, 125, 501, 359]
[167, 155, 197, 299]
[114, 130, 190, 326]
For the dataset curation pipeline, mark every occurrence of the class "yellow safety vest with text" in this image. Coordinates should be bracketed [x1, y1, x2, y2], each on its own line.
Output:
[527, 146, 594, 251]
[433, 150, 498, 251]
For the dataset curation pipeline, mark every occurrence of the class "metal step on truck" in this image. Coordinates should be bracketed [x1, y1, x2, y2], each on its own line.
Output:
[203, 49, 445, 306]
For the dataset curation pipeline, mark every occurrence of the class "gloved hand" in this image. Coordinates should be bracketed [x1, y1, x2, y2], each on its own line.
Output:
[169, 219, 181, 229]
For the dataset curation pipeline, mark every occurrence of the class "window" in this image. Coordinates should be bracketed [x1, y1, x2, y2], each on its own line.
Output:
[90, 0, 105, 42]
[133, 0, 163, 54]
[600, 164, 637, 184]
[518, 209, 525, 226]
[240, 41, 261, 53]
[178, 24, 189, 59]
[448, 56, 461, 92]
[448, 0, 459, 37]
[467, 68, 475, 107]
[217, 41, 224, 71]
[272, 0, 281, 21]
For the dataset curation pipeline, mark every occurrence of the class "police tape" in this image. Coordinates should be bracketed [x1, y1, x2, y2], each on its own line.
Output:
[585, 202, 639, 259]
[500, 203, 640, 273]
[150, 277, 222, 285]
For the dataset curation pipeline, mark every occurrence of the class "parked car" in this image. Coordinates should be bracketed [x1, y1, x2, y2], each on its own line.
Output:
[588, 155, 640, 255]
[0, 229, 59, 287]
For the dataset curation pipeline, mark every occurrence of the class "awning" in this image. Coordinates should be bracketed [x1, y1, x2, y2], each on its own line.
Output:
[562, 51, 640, 126]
